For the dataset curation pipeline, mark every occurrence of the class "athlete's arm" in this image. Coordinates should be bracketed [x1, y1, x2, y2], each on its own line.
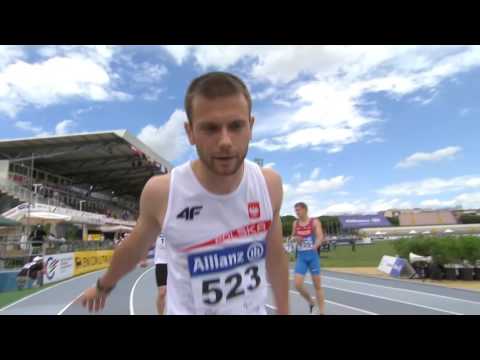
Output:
[79, 175, 169, 313]
[312, 219, 324, 249]
[262, 168, 289, 315]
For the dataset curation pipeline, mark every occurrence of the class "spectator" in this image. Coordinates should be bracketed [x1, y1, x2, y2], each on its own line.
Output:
[16, 256, 44, 289]
[29, 225, 46, 254]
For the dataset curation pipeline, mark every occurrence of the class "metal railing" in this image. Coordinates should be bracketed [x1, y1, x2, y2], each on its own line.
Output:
[0, 239, 115, 270]
[1, 177, 137, 220]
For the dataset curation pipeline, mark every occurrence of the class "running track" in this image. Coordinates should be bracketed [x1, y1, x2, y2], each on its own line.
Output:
[1, 264, 480, 315]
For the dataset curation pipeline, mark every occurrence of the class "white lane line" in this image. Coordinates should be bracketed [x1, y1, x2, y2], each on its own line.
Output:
[288, 289, 378, 315]
[297, 280, 462, 315]
[266, 283, 376, 315]
[265, 304, 277, 314]
[288, 274, 464, 315]
[57, 287, 91, 315]
[321, 275, 480, 306]
[129, 266, 155, 315]
[324, 299, 378, 315]
[0, 270, 105, 313]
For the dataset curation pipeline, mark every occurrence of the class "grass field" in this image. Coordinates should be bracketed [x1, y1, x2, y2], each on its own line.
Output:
[0, 284, 54, 309]
[290, 240, 397, 268]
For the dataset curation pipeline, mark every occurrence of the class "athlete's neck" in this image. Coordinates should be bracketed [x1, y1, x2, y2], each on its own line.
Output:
[191, 159, 244, 195]
[298, 216, 309, 224]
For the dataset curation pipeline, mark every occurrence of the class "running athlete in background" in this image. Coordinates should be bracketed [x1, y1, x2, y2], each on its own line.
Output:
[291, 202, 326, 315]
[154, 233, 168, 315]
[79, 71, 289, 315]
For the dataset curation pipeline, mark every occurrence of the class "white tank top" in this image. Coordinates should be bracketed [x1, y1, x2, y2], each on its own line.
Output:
[154, 233, 168, 264]
[162, 159, 273, 315]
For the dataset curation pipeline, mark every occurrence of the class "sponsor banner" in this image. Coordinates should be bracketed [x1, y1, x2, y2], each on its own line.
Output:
[43, 252, 75, 284]
[87, 234, 104, 241]
[74, 250, 114, 276]
[378, 255, 406, 277]
[339, 215, 392, 229]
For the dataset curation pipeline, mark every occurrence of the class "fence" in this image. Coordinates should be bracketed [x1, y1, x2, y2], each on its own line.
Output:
[0, 239, 114, 270]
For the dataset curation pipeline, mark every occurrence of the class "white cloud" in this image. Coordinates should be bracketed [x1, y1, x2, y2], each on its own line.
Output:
[281, 174, 350, 215]
[133, 63, 167, 84]
[143, 88, 165, 101]
[161, 45, 193, 65]
[164, 45, 480, 154]
[309, 168, 320, 179]
[263, 162, 275, 168]
[396, 146, 462, 168]
[14, 119, 77, 138]
[73, 106, 95, 118]
[15, 121, 42, 133]
[459, 108, 471, 117]
[420, 192, 480, 209]
[55, 120, 75, 135]
[292, 172, 302, 182]
[0, 45, 130, 117]
[252, 87, 276, 101]
[0, 46, 25, 69]
[138, 109, 189, 162]
[378, 175, 480, 197]
[315, 198, 414, 216]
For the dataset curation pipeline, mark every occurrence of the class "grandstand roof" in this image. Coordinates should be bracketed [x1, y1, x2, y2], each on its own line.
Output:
[0, 130, 172, 200]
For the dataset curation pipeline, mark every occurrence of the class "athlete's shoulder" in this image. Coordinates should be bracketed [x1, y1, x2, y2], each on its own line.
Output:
[259, 167, 282, 213]
[140, 173, 171, 213]
[260, 167, 282, 189]
[143, 173, 171, 196]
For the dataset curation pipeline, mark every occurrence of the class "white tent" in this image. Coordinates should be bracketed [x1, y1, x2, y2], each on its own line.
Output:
[22, 212, 72, 225]
[444, 229, 454, 233]
[4, 211, 71, 225]
[98, 225, 134, 233]
[422, 230, 431, 234]
[409, 230, 417, 234]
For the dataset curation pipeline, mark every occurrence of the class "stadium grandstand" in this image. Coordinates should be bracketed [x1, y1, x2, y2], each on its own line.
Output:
[398, 210, 458, 226]
[0, 130, 172, 272]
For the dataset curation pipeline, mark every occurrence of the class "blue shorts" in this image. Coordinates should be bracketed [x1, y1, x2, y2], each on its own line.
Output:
[295, 249, 321, 276]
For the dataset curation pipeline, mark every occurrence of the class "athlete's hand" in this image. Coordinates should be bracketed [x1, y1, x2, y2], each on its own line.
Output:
[79, 286, 108, 313]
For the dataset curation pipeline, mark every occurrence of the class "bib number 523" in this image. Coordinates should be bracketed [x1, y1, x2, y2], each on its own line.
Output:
[202, 265, 261, 305]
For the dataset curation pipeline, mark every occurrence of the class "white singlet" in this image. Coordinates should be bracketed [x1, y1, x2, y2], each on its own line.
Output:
[162, 159, 273, 315]
[154, 233, 168, 265]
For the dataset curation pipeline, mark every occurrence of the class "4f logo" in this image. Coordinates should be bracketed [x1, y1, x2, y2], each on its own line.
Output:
[177, 206, 203, 221]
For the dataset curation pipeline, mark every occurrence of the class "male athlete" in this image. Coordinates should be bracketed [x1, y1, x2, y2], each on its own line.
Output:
[80, 71, 289, 315]
[154, 233, 168, 315]
[291, 202, 326, 315]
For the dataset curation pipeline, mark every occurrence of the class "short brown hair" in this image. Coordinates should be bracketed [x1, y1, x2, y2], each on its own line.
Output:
[294, 202, 308, 210]
[184, 71, 252, 123]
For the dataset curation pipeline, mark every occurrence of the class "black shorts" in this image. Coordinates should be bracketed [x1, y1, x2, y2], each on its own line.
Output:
[155, 263, 168, 287]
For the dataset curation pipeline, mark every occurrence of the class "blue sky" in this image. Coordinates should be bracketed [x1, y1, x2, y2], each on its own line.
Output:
[0, 45, 479, 216]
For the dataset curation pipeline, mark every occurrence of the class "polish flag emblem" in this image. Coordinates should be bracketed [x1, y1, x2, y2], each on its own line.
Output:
[248, 202, 261, 219]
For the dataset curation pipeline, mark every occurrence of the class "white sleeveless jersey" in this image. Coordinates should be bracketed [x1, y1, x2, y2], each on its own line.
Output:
[162, 159, 273, 315]
[154, 233, 168, 264]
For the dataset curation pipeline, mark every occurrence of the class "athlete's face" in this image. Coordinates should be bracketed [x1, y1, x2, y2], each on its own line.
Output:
[185, 94, 254, 176]
[295, 206, 307, 219]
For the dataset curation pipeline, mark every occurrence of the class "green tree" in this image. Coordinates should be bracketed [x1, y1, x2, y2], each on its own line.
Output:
[459, 214, 480, 224]
[386, 216, 399, 226]
[281, 215, 296, 237]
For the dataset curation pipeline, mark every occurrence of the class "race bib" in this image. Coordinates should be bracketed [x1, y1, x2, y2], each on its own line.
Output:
[187, 240, 267, 315]
[298, 235, 314, 251]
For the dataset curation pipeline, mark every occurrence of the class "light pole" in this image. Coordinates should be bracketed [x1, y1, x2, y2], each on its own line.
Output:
[79, 200, 87, 241]
[33, 183, 43, 207]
